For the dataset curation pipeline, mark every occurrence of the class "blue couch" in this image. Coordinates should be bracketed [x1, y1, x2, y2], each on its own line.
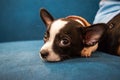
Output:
[0, 0, 120, 80]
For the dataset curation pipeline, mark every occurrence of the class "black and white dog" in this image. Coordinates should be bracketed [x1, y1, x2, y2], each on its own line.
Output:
[39, 9, 120, 62]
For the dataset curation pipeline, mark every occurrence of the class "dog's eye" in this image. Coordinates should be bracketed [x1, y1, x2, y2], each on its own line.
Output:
[44, 32, 49, 42]
[60, 38, 70, 47]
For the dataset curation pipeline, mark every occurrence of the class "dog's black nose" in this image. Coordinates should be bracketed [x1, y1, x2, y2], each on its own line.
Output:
[40, 51, 49, 58]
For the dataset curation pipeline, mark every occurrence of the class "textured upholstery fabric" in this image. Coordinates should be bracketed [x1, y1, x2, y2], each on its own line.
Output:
[0, 0, 99, 42]
[0, 41, 120, 80]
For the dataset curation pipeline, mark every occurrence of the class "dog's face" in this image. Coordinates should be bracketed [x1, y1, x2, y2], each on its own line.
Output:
[40, 17, 84, 61]
[39, 9, 107, 62]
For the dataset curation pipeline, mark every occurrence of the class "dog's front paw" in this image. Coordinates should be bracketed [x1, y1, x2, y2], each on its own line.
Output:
[81, 43, 98, 57]
[81, 48, 92, 57]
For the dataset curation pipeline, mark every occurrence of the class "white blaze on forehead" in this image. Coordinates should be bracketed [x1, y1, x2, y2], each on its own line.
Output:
[40, 19, 68, 61]
[49, 19, 68, 41]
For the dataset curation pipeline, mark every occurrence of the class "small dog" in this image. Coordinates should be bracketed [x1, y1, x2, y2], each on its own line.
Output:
[39, 8, 120, 62]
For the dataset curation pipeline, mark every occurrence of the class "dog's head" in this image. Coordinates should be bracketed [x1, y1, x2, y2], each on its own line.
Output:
[39, 9, 107, 62]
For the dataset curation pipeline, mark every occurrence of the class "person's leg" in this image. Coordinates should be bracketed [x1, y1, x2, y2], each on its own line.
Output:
[93, 0, 120, 24]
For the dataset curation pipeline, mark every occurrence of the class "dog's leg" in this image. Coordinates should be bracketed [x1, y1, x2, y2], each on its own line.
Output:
[81, 43, 98, 57]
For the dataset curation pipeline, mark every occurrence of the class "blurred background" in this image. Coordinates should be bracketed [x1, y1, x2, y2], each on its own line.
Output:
[0, 0, 100, 42]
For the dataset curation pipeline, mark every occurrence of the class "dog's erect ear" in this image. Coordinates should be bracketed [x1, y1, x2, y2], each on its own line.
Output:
[83, 23, 108, 46]
[40, 8, 54, 27]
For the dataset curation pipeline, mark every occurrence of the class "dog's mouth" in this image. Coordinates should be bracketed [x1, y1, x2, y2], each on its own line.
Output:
[39, 52, 72, 62]
[59, 55, 72, 61]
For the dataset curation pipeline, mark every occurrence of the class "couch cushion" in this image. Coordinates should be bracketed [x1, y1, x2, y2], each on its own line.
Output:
[0, 0, 100, 42]
[0, 40, 120, 80]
